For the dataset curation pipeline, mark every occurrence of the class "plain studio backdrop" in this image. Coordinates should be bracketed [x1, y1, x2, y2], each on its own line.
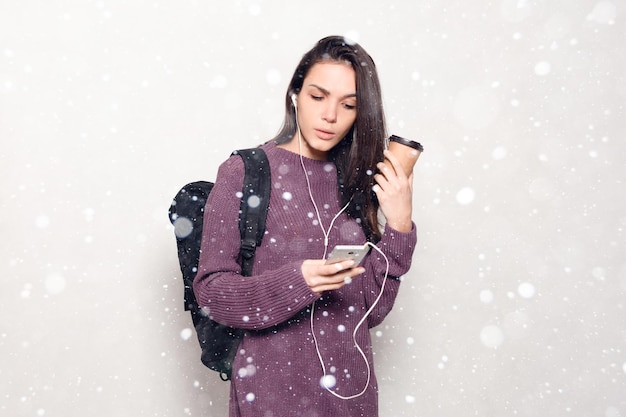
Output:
[1, 1, 625, 416]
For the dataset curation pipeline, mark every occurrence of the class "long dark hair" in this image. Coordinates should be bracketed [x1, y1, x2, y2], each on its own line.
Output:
[273, 36, 387, 242]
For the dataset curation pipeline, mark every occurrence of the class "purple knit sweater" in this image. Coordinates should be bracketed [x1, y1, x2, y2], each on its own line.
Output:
[194, 141, 417, 417]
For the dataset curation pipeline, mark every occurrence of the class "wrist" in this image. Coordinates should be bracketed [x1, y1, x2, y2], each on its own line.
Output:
[386, 218, 413, 233]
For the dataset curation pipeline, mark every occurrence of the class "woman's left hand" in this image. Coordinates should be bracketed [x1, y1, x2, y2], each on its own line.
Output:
[373, 149, 413, 232]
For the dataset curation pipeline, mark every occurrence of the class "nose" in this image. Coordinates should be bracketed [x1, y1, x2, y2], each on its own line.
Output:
[322, 102, 337, 123]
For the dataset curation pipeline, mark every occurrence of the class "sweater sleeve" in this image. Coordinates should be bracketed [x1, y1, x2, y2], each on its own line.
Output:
[192, 155, 319, 330]
[360, 222, 417, 328]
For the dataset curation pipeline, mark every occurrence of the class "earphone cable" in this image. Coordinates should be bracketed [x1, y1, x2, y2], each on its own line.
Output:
[311, 242, 389, 400]
[293, 99, 391, 400]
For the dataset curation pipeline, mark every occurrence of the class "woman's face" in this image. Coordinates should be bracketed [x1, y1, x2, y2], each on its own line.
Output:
[288, 61, 357, 160]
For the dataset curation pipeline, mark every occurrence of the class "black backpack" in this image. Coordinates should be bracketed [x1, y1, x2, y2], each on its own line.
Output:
[168, 148, 271, 381]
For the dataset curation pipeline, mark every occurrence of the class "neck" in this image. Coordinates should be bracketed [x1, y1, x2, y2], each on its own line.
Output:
[277, 133, 328, 161]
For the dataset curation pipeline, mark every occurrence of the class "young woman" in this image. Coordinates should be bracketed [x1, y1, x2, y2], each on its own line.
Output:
[194, 36, 417, 417]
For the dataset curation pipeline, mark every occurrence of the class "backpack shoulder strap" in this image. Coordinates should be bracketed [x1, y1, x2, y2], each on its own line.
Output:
[233, 148, 271, 276]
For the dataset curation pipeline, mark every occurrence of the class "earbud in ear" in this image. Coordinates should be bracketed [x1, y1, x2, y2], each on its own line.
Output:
[291, 94, 297, 106]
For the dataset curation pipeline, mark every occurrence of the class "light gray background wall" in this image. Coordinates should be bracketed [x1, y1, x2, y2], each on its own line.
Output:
[1, 1, 624, 416]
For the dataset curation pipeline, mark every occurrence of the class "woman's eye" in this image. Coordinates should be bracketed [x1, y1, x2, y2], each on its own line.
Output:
[343, 103, 356, 110]
[310, 95, 323, 101]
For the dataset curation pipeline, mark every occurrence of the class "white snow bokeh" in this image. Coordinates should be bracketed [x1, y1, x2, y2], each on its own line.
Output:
[480, 325, 504, 349]
[534, 61, 552, 76]
[180, 328, 193, 341]
[517, 282, 536, 299]
[35, 215, 50, 229]
[479, 289, 494, 304]
[455, 187, 475, 205]
[587, 1, 617, 24]
[265, 68, 281, 86]
[1, 1, 624, 417]
[343, 30, 360, 45]
[320, 374, 337, 389]
[173, 216, 194, 238]
[44, 273, 66, 295]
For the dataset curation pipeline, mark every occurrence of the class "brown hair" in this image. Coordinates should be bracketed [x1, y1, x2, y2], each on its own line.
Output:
[273, 36, 387, 242]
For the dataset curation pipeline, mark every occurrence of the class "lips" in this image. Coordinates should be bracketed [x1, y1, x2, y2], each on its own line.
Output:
[314, 128, 335, 140]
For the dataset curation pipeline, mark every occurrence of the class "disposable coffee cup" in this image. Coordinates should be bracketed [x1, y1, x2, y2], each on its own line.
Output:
[385, 135, 423, 175]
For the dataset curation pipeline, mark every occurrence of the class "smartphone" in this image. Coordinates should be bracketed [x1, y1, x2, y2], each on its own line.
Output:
[325, 244, 369, 265]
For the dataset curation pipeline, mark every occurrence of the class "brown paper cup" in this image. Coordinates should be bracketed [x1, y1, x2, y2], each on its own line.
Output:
[384, 135, 423, 175]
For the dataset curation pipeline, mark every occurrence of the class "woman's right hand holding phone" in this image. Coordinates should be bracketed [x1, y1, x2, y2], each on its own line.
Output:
[301, 259, 365, 294]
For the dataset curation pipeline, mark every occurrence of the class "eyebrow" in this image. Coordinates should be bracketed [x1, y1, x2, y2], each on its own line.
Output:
[307, 83, 357, 99]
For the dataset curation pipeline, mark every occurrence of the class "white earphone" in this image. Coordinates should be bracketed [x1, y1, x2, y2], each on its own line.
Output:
[289, 86, 390, 400]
